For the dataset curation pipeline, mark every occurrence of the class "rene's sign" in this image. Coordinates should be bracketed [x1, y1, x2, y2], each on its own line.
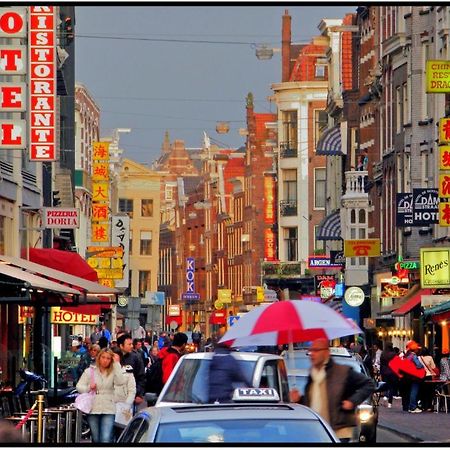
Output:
[420, 247, 450, 288]
[29, 6, 56, 161]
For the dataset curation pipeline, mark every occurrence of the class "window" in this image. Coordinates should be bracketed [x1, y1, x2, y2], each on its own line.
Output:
[119, 198, 133, 218]
[403, 82, 410, 124]
[315, 64, 326, 78]
[281, 110, 298, 148]
[396, 86, 401, 133]
[314, 168, 326, 209]
[284, 227, 298, 262]
[138, 270, 151, 297]
[314, 110, 328, 146]
[314, 225, 324, 254]
[140, 231, 152, 255]
[141, 199, 153, 217]
[283, 169, 297, 201]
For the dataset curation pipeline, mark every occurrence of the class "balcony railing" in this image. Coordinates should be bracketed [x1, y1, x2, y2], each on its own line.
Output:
[342, 170, 369, 199]
[279, 200, 297, 216]
[279, 142, 298, 158]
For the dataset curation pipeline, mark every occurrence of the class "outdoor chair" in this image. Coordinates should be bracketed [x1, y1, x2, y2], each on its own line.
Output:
[435, 382, 450, 413]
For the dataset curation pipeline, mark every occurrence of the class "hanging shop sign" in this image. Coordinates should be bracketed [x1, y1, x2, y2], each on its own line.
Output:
[111, 215, 130, 288]
[28, 6, 57, 161]
[344, 239, 381, 257]
[426, 60, 450, 93]
[218, 289, 232, 304]
[264, 228, 276, 261]
[50, 307, 97, 325]
[43, 208, 80, 228]
[420, 247, 450, 288]
[307, 256, 342, 269]
[263, 175, 276, 224]
[167, 305, 181, 317]
[344, 287, 365, 307]
[396, 193, 413, 227]
[412, 188, 439, 225]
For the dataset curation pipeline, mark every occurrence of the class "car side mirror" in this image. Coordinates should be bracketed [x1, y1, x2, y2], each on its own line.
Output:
[145, 392, 158, 406]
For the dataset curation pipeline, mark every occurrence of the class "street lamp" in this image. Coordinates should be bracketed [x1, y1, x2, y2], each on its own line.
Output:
[255, 44, 280, 60]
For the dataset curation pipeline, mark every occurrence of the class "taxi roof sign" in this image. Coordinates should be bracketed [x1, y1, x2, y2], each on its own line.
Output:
[232, 387, 280, 402]
[329, 347, 351, 357]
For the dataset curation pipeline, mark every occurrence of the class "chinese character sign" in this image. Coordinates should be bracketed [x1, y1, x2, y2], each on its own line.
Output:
[93, 141, 110, 161]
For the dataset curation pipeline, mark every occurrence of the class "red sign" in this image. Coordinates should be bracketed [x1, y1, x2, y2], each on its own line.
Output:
[264, 228, 276, 261]
[264, 175, 276, 224]
[0, 8, 26, 37]
[28, 6, 56, 161]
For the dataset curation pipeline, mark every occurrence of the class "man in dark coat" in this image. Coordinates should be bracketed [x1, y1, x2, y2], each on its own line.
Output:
[208, 343, 252, 403]
[380, 343, 398, 407]
[290, 338, 375, 442]
[117, 333, 146, 406]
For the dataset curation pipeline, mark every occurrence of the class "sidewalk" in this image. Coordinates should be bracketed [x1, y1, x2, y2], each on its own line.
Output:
[377, 397, 450, 442]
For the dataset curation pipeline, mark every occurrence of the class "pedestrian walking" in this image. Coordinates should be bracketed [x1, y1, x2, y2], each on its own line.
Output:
[403, 340, 425, 413]
[101, 323, 112, 343]
[208, 342, 252, 403]
[90, 326, 102, 345]
[76, 344, 100, 382]
[380, 343, 398, 408]
[76, 348, 126, 443]
[359, 346, 374, 378]
[289, 338, 375, 442]
[418, 346, 438, 411]
[159, 332, 188, 384]
[440, 348, 450, 381]
[117, 333, 146, 407]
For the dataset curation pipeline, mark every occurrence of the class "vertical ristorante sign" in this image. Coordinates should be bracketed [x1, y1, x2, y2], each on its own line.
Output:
[28, 6, 56, 161]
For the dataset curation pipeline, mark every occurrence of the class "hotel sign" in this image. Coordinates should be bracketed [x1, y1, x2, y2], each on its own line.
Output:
[50, 307, 97, 325]
[420, 247, 450, 288]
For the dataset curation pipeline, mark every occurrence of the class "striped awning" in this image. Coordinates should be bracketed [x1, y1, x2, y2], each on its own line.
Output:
[316, 124, 343, 156]
[316, 210, 342, 241]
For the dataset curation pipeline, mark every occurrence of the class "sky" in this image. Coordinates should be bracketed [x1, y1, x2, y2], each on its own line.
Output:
[75, 5, 354, 165]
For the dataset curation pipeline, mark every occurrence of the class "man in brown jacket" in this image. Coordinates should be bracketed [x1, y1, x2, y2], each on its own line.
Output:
[290, 338, 375, 442]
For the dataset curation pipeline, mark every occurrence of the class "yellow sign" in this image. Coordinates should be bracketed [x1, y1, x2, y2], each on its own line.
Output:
[344, 239, 381, 257]
[50, 307, 98, 325]
[93, 142, 110, 161]
[91, 222, 109, 242]
[86, 246, 123, 258]
[426, 60, 450, 93]
[439, 119, 450, 145]
[214, 300, 224, 310]
[94, 268, 124, 279]
[439, 146, 450, 169]
[439, 202, 450, 227]
[256, 286, 264, 302]
[99, 278, 115, 288]
[92, 182, 109, 202]
[420, 247, 450, 288]
[92, 162, 109, 181]
[218, 289, 232, 304]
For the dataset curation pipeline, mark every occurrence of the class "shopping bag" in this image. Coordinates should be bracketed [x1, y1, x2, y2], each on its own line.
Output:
[115, 402, 133, 426]
[74, 391, 95, 414]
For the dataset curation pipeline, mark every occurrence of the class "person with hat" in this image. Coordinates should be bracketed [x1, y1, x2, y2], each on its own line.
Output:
[404, 340, 425, 413]
[440, 348, 450, 381]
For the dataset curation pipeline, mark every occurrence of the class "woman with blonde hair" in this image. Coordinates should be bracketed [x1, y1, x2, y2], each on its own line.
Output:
[76, 348, 126, 443]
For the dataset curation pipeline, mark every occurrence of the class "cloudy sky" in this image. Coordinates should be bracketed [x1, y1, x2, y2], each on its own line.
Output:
[75, 5, 353, 165]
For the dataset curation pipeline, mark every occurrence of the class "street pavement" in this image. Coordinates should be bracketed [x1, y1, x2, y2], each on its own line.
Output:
[378, 397, 450, 443]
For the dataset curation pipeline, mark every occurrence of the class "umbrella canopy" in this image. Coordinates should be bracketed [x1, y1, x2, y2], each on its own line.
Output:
[219, 300, 362, 347]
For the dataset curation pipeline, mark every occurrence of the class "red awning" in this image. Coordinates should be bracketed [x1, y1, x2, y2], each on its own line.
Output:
[392, 288, 432, 316]
[27, 248, 110, 315]
[209, 310, 227, 325]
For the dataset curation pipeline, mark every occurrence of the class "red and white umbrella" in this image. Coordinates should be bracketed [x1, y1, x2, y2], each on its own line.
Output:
[219, 300, 362, 347]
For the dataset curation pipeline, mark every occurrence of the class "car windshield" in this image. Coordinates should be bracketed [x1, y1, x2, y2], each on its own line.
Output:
[285, 353, 367, 375]
[155, 419, 333, 443]
[161, 359, 255, 403]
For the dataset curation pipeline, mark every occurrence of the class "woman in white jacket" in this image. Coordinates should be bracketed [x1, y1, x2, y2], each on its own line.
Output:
[76, 348, 126, 443]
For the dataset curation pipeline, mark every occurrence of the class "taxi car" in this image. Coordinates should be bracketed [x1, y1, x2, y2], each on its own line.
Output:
[154, 351, 290, 406]
[118, 388, 339, 443]
[284, 347, 383, 443]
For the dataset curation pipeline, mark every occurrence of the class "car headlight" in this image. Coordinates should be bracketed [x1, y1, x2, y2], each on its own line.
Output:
[357, 404, 374, 423]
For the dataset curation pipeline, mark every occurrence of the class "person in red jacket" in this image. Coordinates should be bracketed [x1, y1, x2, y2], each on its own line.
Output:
[160, 332, 188, 384]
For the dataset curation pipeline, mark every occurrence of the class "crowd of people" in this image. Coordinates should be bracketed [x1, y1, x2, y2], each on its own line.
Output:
[73, 324, 190, 443]
[345, 339, 450, 413]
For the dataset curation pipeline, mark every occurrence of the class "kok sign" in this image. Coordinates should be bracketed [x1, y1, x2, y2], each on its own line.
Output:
[29, 7, 57, 161]
[183, 257, 200, 302]
[426, 60, 450, 93]
[344, 239, 381, 258]
[420, 248, 450, 289]
[43, 208, 80, 229]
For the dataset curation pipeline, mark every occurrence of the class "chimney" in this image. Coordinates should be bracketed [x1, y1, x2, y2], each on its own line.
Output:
[282, 9, 291, 82]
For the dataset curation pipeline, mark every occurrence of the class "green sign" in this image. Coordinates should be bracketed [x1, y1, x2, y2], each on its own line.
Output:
[399, 261, 420, 270]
